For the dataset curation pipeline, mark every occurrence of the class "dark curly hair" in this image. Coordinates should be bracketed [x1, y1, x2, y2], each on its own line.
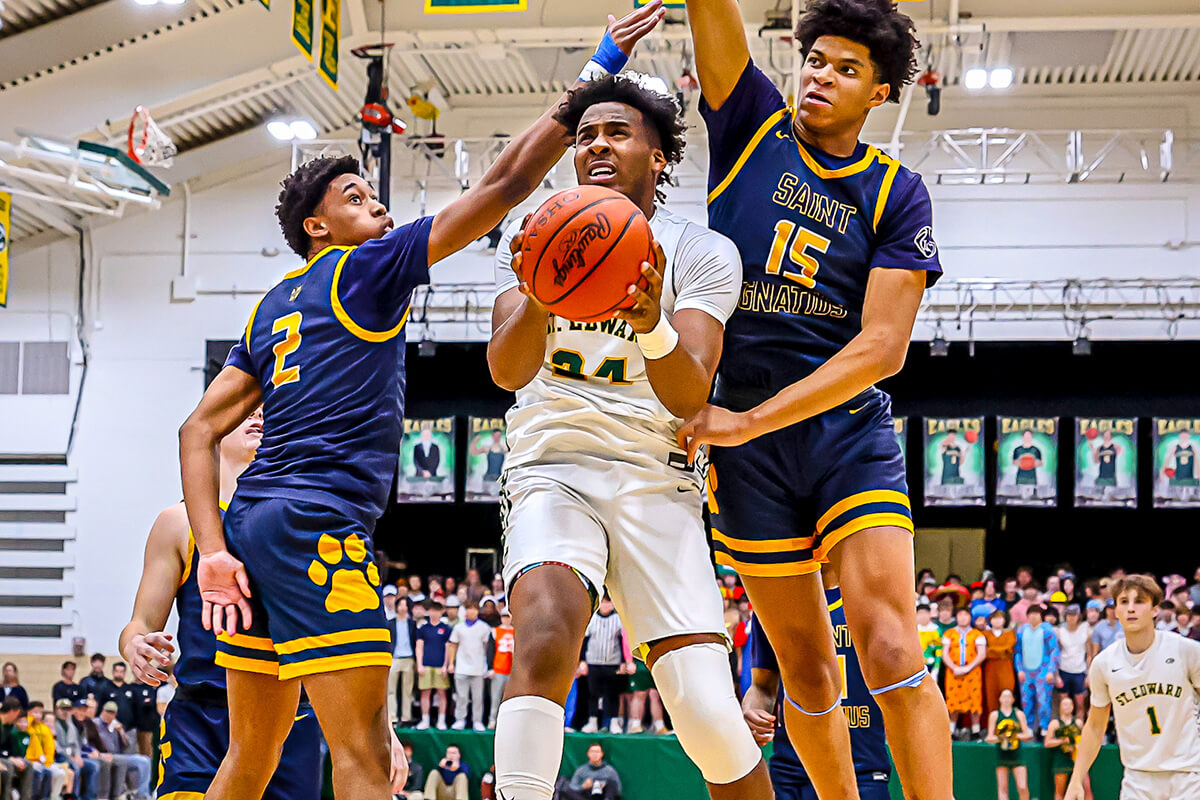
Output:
[796, 0, 920, 104]
[552, 74, 686, 204]
[275, 155, 362, 258]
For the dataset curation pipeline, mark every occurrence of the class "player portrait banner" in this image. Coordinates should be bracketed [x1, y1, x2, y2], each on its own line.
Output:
[894, 417, 907, 465]
[424, 0, 527, 13]
[995, 417, 1058, 508]
[318, 0, 340, 89]
[923, 417, 985, 507]
[1153, 418, 1200, 508]
[398, 417, 456, 503]
[1075, 417, 1137, 509]
[466, 416, 508, 502]
[291, 0, 314, 61]
[0, 191, 10, 307]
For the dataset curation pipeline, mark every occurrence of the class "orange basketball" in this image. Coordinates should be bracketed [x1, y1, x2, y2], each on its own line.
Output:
[1019, 454, 1036, 470]
[964, 429, 979, 444]
[1085, 427, 1099, 440]
[518, 186, 652, 323]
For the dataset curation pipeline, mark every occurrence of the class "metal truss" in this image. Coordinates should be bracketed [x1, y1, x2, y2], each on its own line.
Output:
[904, 128, 1200, 185]
[921, 278, 1200, 337]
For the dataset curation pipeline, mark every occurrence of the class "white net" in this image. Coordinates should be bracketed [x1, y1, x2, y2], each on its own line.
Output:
[128, 106, 178, 168]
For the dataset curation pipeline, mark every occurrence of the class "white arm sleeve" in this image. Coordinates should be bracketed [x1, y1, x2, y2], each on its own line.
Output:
[1184, 636, 1200, 691]
[670, 225, 743, 325]
[493, 217, 526, 300]
[1088, 655, 1111, 708]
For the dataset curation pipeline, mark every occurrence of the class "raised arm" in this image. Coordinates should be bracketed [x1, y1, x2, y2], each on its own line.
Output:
[179, 364, 261, 634]
[684, 0, 752, 110]
[118, 504, 188, 686]
[428, 3, 665, 266]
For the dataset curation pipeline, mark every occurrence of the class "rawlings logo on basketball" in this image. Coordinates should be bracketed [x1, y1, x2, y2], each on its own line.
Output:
[551, 213, 612, 287]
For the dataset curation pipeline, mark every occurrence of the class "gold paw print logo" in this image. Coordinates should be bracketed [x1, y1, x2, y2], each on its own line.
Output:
[306, 533, 381, 613]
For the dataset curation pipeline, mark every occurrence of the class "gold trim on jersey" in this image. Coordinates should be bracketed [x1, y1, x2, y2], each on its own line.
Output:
[217, 632, 276, 652]
[873, 157, 902, 232]
[794, 136, 880, 180]
[713, 551, 823, 578]
[707, 108, 789, 205]
[214, 651, 279, 676]
[179, 500, 228, 588]
[711, 526, 815, 554]
[274, 627, 391, 656]
[278, 651, 393, 680]
[330, 248, 411, 342]
[285, 245, 348, 280]
[814, 512, 914, 562]
[243, 297, 264, 353]
[815, 489, 910, 534]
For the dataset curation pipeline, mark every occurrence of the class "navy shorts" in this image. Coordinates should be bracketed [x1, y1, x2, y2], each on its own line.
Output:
[1060, 670, 1086, 697]
[157, 695, 321, 800]
[708, 388, 912, 577]
[772, 773, 891, 800]
[216, 496, 392, 680]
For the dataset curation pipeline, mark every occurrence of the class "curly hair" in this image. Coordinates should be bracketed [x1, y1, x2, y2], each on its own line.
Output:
[552, 74, 687, 203]
[796, 0, 920, 104]
[275, 155, 362, 258]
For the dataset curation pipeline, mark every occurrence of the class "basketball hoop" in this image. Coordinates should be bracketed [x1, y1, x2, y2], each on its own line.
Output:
[127, 106, 177, 168]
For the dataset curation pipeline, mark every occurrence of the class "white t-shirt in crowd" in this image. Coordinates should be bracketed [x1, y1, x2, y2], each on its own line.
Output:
[1089, 630, 1200, 773]
[1058, 622, 1092, 674]
[449, 618, 493, 676]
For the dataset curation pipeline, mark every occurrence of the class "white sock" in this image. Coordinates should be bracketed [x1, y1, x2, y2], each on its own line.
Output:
[495, 696, 565, 800]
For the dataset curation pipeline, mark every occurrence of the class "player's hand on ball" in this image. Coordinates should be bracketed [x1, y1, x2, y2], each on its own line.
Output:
[677, 404, 757, 464]
[510, 215, 551, 317]
[126, 632, 175, 686]
[742, 708, 776, 746]
[198, 550, 253, 635]
[389, 725, 409, 793]
[607, 0, 666, 56]
[614, 241, 666, 334]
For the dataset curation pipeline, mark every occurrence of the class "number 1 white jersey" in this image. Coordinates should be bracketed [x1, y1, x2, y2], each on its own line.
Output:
[494, 206, 742, 471]
[1089, 630, 1200, 773]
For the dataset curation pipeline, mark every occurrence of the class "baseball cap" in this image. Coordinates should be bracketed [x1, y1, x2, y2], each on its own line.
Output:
[1049, 591, 1068, 603]
[1086, 599, 1105, 612]
[73, 698, 88, 708]
[1066, 603, 1082, 616]
[102, 701, 118, 713]
[444, 595, 461, 607]
[55, 699, 72, 710]
[1105, 598, 1115, 607]
[382, 585, 398, 597]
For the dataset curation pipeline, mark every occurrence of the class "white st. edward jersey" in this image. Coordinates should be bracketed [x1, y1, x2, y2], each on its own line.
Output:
[494, 206, 742, 470]
[1089, 630, 1200, 773]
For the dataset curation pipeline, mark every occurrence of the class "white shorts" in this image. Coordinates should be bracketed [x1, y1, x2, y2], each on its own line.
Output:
[1121, 769, 1200, 800]
[500, 442, 726, 657]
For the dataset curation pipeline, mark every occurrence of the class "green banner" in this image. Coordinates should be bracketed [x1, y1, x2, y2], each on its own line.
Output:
[424, 0, 526, 13]
[995, 416, 1058, 507]
[398, 417, 456, 503]
[1075, 417, 1137, 508]
[466, 416, 507, 503]
[924, 417, 985, 506]
[291, 0, 314, 61]
[1153, 417, 1200, 507]
[894, 416, 907, 467]
[0, 191, 9, 308]
[318, 0, 340, 89]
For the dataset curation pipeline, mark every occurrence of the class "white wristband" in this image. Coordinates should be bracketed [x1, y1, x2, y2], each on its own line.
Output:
[636, 310, 679, 360]
[578, 60, 611, 83]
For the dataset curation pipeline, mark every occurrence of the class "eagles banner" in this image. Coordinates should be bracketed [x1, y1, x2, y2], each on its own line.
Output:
[995, 417, 1058, 507]
[923, 417, 985, 506]
[1153, 418, 1200, 508]
[318, 0, 340, 89]
[1075, 417, 1137, 508]
[466, 416, 508, 502]
[894, 417, 907, 466]
[398, 417, 456, 503]
[0, 191, 9, 307]
[291, 0, 314, 61]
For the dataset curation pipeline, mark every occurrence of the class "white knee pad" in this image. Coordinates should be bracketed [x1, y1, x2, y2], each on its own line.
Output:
[650, 643, 762, 785]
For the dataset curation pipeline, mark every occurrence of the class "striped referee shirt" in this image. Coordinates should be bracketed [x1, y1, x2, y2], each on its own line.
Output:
[584, 610, 624, 666]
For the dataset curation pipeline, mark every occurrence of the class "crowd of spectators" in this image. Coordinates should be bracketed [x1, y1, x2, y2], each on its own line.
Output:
[0, 655, 159, 800]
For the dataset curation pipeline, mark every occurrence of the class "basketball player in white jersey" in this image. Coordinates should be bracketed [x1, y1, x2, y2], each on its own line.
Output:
[488, 73, 771, 800]
[1065, 574, 1200, 800]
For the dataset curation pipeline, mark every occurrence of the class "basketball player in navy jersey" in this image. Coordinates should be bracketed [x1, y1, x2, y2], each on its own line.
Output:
[743, 567, 891, 800]
[178, 8, 665, 800]
[678, 1, 949, 798]
[118, 410, 338, 800]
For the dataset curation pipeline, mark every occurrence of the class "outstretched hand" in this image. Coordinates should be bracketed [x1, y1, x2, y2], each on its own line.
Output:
[607, 1, 667, 56]
[676, 405, 758, 464]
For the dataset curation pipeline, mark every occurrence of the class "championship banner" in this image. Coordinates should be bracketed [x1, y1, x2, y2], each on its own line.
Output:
[291, 0, 314, 61]
[424, 0, 527, 13]
[894, 417, 907, 465]
[398, 417, 456, 503]
[466, 416, 508, 502]
[1075, 418, 1137, 508]
[1153, 418, 1200, 508]
[318, 0, 340, 89]
[0, 191, 9, 308]
[923, 417, 985, 506]
[995, 417, 1058, 507]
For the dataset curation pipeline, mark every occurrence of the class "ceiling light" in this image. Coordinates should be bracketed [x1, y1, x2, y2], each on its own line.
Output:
[132, 0, 158, 6]
[989, 67, 1014, 89]
[161, 0, 186, 5]
[963, 68, 988, 90]
[267, 121, 294, 141]
[289, 120, 318, 141]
